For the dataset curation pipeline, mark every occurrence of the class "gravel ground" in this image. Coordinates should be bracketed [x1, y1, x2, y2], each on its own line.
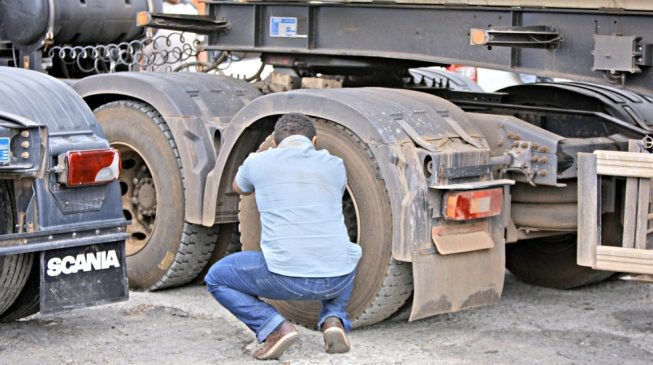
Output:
[0, 273, 652, 365]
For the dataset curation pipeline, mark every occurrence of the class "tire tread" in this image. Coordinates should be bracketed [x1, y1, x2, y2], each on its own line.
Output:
[95, 101, 218, 290]
[239, 122, 413, 328]
[0, 182, 33, 316]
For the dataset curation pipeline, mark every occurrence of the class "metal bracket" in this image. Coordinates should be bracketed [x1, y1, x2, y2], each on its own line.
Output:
[44, 0, 55, 49]
[470, 25, 563, 49]
[136, 12, 230, 35]
[508, 140, 533, 169]
[592, 34, 652, 73]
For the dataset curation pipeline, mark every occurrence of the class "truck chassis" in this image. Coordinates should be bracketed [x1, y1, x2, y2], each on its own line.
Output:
[2, 0, 653, 327]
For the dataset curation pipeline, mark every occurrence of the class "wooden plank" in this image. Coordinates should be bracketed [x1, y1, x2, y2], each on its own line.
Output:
[597, 245, 653, 259]
[596, 246, 653, 275]
[628, 140, 653, 250]
[635, 178, 651, 249]
[647, 178, 653, 250]
[622, 177, 639, 249]
[594, 150, 653, 164]
[595, 262, 653, 274]
[595, 149, 653, 178]
[595, 159, 653, 168]
[577, 153, 598, 268]
[596, 165, 653, 178]
[597, 256, 653, 265]
[595, 160, 653, 170]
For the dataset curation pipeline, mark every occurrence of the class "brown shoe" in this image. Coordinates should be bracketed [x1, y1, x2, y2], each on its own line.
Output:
[321, 317, 350, 354]
[252, 321, 299, 360]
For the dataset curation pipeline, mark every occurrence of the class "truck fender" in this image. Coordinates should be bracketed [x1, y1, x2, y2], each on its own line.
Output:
[208, 87, 505, 321]
[0, 67, 124, 228]
[73, 72, 261, 225]
[206, 87, 487, 261]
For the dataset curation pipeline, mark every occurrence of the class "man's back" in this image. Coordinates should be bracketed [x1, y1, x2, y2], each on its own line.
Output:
[236, 135, 362, 277]
[208, 115, 359, 360]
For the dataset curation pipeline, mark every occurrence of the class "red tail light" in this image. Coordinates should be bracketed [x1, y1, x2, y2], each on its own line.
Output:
[444, 188, 503, 221]
[58, 149, 120, 187]
[446, 64, 478, 82]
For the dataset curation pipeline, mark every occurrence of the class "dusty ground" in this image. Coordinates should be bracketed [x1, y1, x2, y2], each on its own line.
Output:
[0, 273, 652, 365]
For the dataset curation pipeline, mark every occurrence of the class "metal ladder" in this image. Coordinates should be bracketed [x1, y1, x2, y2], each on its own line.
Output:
[577, 140, 653, 275]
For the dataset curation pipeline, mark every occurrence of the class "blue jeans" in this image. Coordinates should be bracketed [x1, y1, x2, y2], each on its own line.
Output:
[204, 251, 356, 343]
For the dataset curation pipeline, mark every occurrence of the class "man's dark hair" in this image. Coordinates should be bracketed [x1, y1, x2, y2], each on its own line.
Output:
[274, 113, 317, 145]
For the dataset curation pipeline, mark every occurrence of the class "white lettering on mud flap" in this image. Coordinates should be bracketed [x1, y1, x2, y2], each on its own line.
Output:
[46, 250, 121, 277]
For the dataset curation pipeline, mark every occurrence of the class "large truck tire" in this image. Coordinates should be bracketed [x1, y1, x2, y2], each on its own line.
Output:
[506, 212, 621, 289]
[0, 255, 39, 322]
[506, 235, 613, 289]
[239, 119, 413, 328]
[94, 101, 218, 290]
[0, 181, 33, 316]
[0, 254, 33, 317]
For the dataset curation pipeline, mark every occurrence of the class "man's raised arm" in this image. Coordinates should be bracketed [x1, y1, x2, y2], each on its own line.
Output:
[233, 156, 255, 196]
[233, 179, 253, 196]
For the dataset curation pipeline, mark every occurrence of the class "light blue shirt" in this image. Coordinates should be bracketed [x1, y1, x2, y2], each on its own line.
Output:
[235, 135, 362, 277]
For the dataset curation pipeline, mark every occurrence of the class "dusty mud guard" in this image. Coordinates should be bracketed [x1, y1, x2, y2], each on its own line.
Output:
[410, 181, 512, 321]
[410, 242, 505, 321]
[577, 140, 653, 275]
[40, 241, 129, 314]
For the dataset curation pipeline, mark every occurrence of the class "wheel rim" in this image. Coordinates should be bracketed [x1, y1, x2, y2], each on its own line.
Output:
[114, 142, 158, 256]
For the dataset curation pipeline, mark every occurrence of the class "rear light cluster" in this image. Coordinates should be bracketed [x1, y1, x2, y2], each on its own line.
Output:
[56, 149, 120, 187]
[444, 188, 503, 221]
[446, 64, 478, 82]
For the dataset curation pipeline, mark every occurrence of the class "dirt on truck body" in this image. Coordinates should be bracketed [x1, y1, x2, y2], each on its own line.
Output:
[1, 0, 653, 331]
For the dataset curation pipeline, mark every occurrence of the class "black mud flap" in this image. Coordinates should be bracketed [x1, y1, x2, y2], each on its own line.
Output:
[40, 241, 128, 315]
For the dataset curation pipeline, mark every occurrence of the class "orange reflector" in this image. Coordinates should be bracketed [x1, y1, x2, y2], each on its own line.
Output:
[470, 28, 489, 45]
[136, 11, 152, 27]
[444, 188, 503, 221]
[63, 149, 120, 187]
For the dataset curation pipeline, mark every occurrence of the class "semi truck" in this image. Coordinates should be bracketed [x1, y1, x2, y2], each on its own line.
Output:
[2, 0, 653, 327]
[0, 1, 145, 320]
[0, 67, 129, 321]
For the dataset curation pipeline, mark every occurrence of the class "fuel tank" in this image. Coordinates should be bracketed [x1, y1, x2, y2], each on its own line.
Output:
[0, 0, 162, 51]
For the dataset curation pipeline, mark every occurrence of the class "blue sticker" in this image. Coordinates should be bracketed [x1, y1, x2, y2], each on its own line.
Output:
[270, 17, 298, 38]
[0, 137, 10, 163]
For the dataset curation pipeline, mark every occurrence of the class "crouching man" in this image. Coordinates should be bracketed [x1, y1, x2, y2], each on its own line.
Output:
[205, 113, 362, 360]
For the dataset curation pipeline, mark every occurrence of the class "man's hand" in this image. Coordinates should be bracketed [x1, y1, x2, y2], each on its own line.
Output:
[233, 180, 253, 196]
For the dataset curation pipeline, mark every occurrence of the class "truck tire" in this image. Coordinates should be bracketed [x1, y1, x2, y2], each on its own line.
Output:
[94, 101, 218, 290]
[506, 235, 613, 289]
[498, 83, 642, 289]
[0, 255, 39, 322]
[0, 181, 33, 316]
[239, 120, 413, 328]
[506, 212, 621, 289]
